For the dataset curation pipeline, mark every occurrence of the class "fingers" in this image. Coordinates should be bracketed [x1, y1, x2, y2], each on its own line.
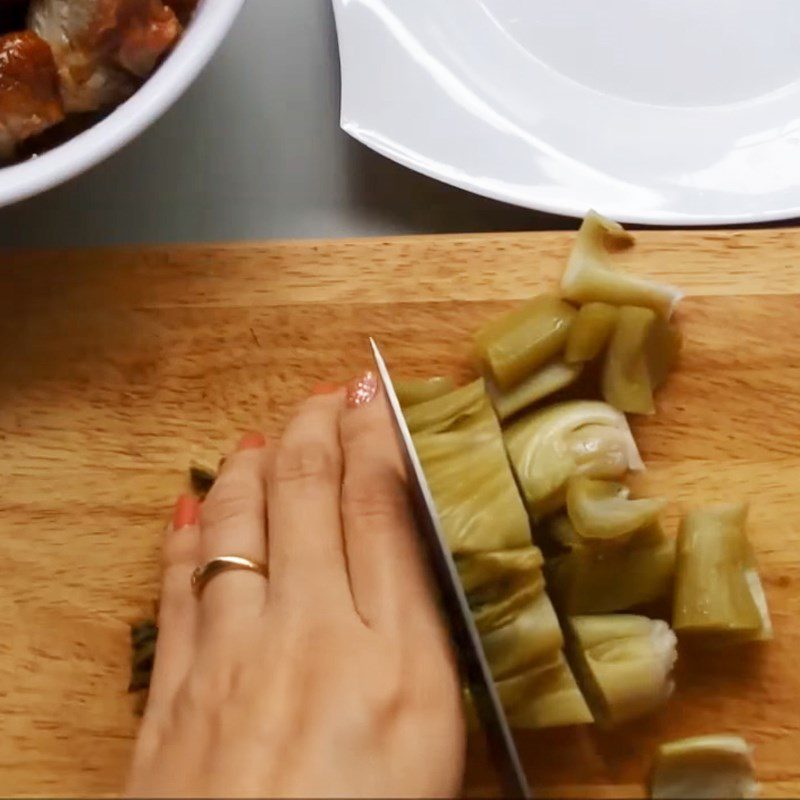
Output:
[267, 390, 352, 608]
[197, 433, 271, 629]
[339, 372, 441, 636]
[144, 495, 201, 724]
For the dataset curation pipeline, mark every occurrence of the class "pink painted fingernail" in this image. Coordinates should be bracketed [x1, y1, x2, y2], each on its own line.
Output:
[173, 494, 199, 530]
[237, 432, 266, 451]
[346, 371, 379, 408]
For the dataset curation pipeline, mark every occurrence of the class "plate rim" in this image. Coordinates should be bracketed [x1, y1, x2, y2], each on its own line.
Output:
[333, 0, 800, 227]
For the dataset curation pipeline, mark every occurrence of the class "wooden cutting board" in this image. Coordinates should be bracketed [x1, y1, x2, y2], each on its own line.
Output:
[1, 229, 798, 797]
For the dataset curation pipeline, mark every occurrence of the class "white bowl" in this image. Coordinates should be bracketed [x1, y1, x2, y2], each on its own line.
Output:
[0, 0, 245, 208]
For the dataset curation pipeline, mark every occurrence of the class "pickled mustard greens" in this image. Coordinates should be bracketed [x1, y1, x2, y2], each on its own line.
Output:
[470, 560, 546, 633]
[649, 735, 759, 799]
[136, 212, 777, 756]
[130, 460, 219, 698]
[478, 582, 564, 680]
[565, 302, 619, 363]
[602, 306, 681, 415]
[129, 619, 158, 694]
[673, 503, 772, 643]
[603, 306, 657, 414]
[410, 380, 592, 727]
[411, 382, 532, 553]
[545, 520, 675, 614]
[404, 378, 493, 435]
[565, 477, 667, 542]
[560, 211, 683, 319]
[495, 652, 593, 728]
[461, 548, 563, 676]
[504, 400, 644, 518]
[569, 615, 677, 726]
[395, 376, 456, 407]
[459, 558, 591, 725]
[189, 461, 217, 499]
[474, 294, 577, 390]
[457, 547, 542, 594]
[546, 490, 675, 617]
[488, 359, 583, 421]
[414, 429, 531, 556]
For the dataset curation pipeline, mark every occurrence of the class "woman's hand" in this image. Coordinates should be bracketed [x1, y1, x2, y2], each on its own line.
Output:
[125, 373, 466, 798]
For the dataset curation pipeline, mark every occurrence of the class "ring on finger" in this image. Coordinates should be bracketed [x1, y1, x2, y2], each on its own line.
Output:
[191, 556, 269, 598]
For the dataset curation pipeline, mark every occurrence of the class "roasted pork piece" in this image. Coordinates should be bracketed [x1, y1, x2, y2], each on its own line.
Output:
[0, 30, 64, 159]
[28, 0, 182, 113]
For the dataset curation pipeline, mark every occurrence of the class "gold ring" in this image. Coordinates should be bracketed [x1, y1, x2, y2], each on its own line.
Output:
[191, 556, 269, 597]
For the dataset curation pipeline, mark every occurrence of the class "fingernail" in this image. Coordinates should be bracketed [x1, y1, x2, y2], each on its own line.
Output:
[237, 431, 266, 451]
[346, 371, 379, 408]
[173, 494, 199, 530]
[311, 381, 339, 396]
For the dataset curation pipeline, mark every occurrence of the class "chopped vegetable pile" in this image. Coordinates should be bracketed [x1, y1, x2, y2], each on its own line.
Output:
[131, 212, 770, 798]
[399, 211, 769, 797]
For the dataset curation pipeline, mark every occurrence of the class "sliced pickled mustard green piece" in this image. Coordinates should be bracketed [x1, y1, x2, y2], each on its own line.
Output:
[394, 376, 456, 408]
[495, 652, 593, 728]
[404, 378, 495, 436]
[474, 294, 577, 390]
[544, 511, 668, 551]
[565, 302, 619, 363]
[503, 400, 644, 518]
[673, 503, 771, 642]
[489, 359, 583, 421]
[461, 549, 562, 678]
[569, 615, 677, 726]
[602, 305, 682, 414]
[566, 476, 667, 542]
[545, 525, 675, 614]
[456, 547, 543, 596]
[414, 426, 531, 556]
[480, 590, 565, 680]
[602, 305, 658, 414]
[650, 735, 758, 799]
[410, 378, 533, 561]
[561, 211, 683, 319]
[471, 569, 544, 632]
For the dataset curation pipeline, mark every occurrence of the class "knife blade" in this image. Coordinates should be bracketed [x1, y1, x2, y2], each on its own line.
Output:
[369, 338, 532, 800]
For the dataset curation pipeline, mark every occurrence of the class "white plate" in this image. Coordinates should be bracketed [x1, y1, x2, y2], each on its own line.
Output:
[333, 0, 800, 225]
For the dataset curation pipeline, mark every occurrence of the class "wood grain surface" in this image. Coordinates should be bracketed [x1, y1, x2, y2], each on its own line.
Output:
[0, 229, 798, 797]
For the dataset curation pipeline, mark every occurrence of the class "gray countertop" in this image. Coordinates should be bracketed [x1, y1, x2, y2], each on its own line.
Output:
[0, 0, 569, 249]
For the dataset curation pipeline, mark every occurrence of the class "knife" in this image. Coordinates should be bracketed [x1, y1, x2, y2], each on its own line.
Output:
[369, 338, 532, 800]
